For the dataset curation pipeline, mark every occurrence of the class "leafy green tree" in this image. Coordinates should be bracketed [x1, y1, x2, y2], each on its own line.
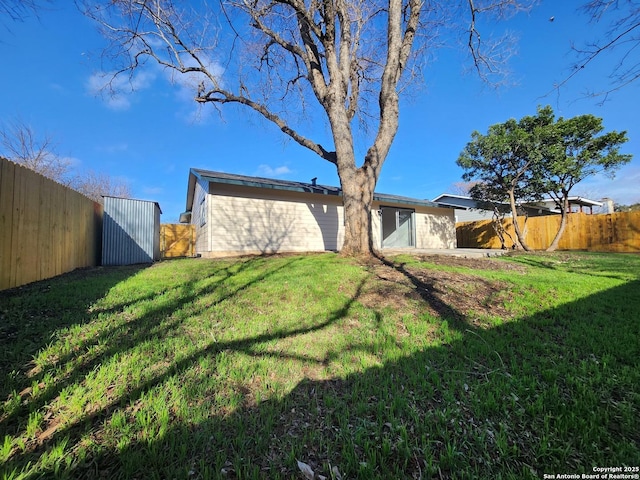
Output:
[457, 106, 556, 250]
[458, 106, 631, 251]
[615, 203, 640, 212]
[539, 112, 631, 250]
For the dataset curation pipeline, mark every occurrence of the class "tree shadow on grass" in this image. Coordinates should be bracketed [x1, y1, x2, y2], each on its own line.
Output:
[0, 256, 309, 439]
[2, 262, 639, 479]
[0, 264, 148, 389]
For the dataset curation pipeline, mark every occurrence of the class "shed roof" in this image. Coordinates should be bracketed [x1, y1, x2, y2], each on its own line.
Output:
[102, 195, 163, 214]
[186, 168, 445, 211]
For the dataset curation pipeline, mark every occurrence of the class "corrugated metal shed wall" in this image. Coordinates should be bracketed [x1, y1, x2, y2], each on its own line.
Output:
[102, 197, 162, 266]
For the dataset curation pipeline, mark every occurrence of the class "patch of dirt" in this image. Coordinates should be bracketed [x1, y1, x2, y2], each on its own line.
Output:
[357, 255, 518, 326]
[357, 269, 421, 312]
[410, 254, 527, 273]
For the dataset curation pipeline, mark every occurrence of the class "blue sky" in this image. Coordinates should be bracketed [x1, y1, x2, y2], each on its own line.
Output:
[1, 2, 638, 222]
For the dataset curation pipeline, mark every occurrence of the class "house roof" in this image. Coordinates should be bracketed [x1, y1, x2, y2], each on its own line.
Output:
[528, 197, 603, 208]
[431, 194, 498, 210]
[186, 168, 446, 211]
[432, 193, 603, 212]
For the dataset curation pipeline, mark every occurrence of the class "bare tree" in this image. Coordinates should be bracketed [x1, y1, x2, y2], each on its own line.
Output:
[71, 170, 132, 203]
[1, 119, 131, 202]
[552, 1, 640, 101]
[83, 0, 535, 256]
[0, 0, 41, 20]
[0, 0, 51, 30]
[0, 118, 72, 184]
[448, 180, 481, 195]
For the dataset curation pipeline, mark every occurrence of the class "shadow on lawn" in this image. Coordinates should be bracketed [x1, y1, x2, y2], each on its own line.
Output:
[0, 256, 307, 438]
[0, 264, 148, 384]
[3, 260, 639, 479]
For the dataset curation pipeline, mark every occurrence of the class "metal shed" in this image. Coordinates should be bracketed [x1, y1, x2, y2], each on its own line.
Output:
[102, 196, 162, 266]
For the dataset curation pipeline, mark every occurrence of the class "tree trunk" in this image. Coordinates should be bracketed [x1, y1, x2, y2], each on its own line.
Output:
[339, 167, 376, 256]
[508, 190, 531, 251]
[546, 196, 569, 251]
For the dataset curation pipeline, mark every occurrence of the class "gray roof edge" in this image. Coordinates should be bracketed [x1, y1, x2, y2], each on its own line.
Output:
[191, 168, 340, 196]
[434, 192, 604, 208]
[102, 195, 163, 214]
[189, 167, 447, 209]
[374, 193, 446, 209]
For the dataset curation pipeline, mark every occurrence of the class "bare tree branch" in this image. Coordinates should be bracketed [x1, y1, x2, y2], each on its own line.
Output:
[466, 0, 536, 84]
[0, 118, 131, 202]
[0, 118, 71, 184]
[546, 1, 640, 101]
[0, 0, 46, 21]
[70, 170, 132, 203]
[81, 0, 537, 255]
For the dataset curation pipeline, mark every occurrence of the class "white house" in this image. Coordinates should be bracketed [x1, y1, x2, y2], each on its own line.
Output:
[182, 168, 456, 257]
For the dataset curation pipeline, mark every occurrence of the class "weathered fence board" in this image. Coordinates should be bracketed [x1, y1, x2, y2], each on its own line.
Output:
[457, 211, 640, 252]
[160, 224, 195, 258]
[0, 157, 103, 291]
[0, 159, 15, 289]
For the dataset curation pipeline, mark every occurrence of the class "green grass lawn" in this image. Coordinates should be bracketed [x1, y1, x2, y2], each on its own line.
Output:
[1, 251, 639, 479]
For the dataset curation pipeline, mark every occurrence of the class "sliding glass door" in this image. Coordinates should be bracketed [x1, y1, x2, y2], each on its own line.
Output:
[381, 207, 415, 248]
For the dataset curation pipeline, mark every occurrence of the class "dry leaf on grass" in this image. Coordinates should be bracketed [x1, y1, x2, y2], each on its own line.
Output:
[297, 459, 326, 480]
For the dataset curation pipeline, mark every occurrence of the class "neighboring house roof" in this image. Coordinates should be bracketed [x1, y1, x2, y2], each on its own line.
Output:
[432, 193, 602, 213]
[526, 197, 603, 211]
[186, 168, 446, 212]
[431, 193, 503, 211]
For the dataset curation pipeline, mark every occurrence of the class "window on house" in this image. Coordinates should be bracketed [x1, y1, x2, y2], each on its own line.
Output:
[199, 195, 206, 226]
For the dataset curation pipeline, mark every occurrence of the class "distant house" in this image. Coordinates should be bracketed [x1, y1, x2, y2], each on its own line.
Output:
[182, 168, 456, 257]
[432, 193, 603, 223]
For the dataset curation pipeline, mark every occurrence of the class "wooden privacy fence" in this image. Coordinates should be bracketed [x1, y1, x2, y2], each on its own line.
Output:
[457, 211, 640, 252]
[160, 224, 195, 258]
[0, 157, 103, 291]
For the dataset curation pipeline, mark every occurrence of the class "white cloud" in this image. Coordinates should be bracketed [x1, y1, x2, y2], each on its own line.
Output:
[61, 156, 82, 168]
[256, 164, 293, 177]
[87, 70, 156, 111]
[167, 54, 225, 124]
[143, 186, 164, 195]
[170, 53, 224, 96]
[97, 142, 129, 154]
[577, 164, 640, 205]
[85, 51, 225, 120]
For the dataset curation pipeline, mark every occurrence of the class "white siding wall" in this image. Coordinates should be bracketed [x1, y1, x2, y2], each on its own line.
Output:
[204, 184, 345, 256]
[195, 183, 456, 255]
[414, 206, 457, 248]
[371, 207, 381, 249]
[191, 178, 210, 253]
[455, 208, 496, 223]
[371, 202, 456, 249]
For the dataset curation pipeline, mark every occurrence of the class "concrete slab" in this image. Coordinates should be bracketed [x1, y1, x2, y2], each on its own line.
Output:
[381, 248, 508, 258]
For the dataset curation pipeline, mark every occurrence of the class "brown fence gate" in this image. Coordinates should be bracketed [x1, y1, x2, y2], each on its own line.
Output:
[160, 224, 196, 258]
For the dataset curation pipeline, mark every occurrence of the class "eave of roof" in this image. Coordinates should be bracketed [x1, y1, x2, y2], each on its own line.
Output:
[102, 195, 163, 214]
[433, 193, 603, 210]
[188, 168, 446, 210]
